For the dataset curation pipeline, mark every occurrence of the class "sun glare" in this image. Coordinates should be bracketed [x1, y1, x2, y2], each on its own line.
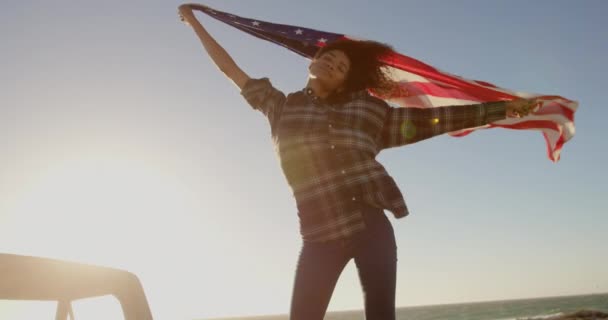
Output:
[2, 154, 201, 319]
[8, 154, 194, 255]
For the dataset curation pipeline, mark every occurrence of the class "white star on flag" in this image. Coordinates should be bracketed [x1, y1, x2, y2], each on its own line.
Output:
[251, 21, 260, 26]
[319, 38, 328, 43]
[295, 29, 303, 35]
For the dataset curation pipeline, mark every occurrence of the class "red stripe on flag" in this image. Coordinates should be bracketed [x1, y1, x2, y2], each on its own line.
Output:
[534, 101, 575, 121]
[381, 52, 517, 102]
[395, 81, 483, 101]
[451, 119, 568, 138]
[545, 132, 566, 162]
[491, 120, 564, 132]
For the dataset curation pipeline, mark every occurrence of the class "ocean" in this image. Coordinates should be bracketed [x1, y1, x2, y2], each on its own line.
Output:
[207, 293, 608, 320]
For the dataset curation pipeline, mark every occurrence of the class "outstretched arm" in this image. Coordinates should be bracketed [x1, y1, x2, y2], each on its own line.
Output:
[377, 98, 537, 150]
[178, 4, 250, 89]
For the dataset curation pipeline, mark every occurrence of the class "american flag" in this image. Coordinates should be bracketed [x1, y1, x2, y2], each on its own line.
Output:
[190, 4, 577, 162]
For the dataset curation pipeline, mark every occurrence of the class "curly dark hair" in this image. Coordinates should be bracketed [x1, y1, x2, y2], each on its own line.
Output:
[313, 39, 398, 102]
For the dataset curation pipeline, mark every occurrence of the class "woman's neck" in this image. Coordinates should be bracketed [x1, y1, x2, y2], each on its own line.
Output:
[305, 78, 332, 99]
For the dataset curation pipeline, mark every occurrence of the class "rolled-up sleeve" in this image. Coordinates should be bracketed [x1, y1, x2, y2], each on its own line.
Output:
[377, 101, 507, 150]
[240, 77, 286, 125]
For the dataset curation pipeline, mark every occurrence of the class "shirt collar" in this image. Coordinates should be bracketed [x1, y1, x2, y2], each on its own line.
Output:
[304, 87, 321, 103]
[302, 87, 370, 105]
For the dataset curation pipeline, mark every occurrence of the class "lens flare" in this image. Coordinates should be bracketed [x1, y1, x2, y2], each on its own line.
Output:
[400, 119, 416, 140]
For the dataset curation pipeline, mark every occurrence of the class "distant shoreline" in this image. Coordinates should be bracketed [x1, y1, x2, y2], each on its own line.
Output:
[396, 291, 608, 309]
[202, 292, 608, 320]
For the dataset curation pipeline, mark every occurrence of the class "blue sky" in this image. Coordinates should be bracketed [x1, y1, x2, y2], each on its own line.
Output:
[1, 1, 607, 319]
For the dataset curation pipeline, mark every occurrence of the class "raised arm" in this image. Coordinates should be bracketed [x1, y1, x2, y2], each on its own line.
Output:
[178, 4, 250, 90]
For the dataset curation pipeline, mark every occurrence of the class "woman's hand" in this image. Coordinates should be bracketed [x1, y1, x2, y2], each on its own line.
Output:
[506, 98, 539, 118]
[176, 3, 250, 90]
[178, 4, 196, 25]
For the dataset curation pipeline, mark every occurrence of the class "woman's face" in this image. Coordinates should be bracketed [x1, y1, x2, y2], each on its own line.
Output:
[308, 50, 351, 93]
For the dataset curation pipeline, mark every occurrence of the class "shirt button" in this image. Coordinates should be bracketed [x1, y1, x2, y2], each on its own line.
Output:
[330, 145, 335, 149]
[341, 170, 346, 174]
[351, 196, 357, 201]
[328, 124, 333, 128]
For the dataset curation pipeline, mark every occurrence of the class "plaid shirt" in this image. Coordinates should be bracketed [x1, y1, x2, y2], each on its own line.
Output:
[241, 77, 507, 242]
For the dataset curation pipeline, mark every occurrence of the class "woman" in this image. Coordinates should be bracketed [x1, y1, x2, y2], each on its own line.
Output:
[177, 4, 534, 319]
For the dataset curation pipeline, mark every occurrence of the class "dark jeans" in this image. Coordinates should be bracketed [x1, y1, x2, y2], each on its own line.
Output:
[290, 204, 397, 320]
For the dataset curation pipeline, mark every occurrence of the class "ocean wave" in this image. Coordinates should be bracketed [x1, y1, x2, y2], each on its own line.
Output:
[512, 310, 608, 320]
[513, 312, 564, 320]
